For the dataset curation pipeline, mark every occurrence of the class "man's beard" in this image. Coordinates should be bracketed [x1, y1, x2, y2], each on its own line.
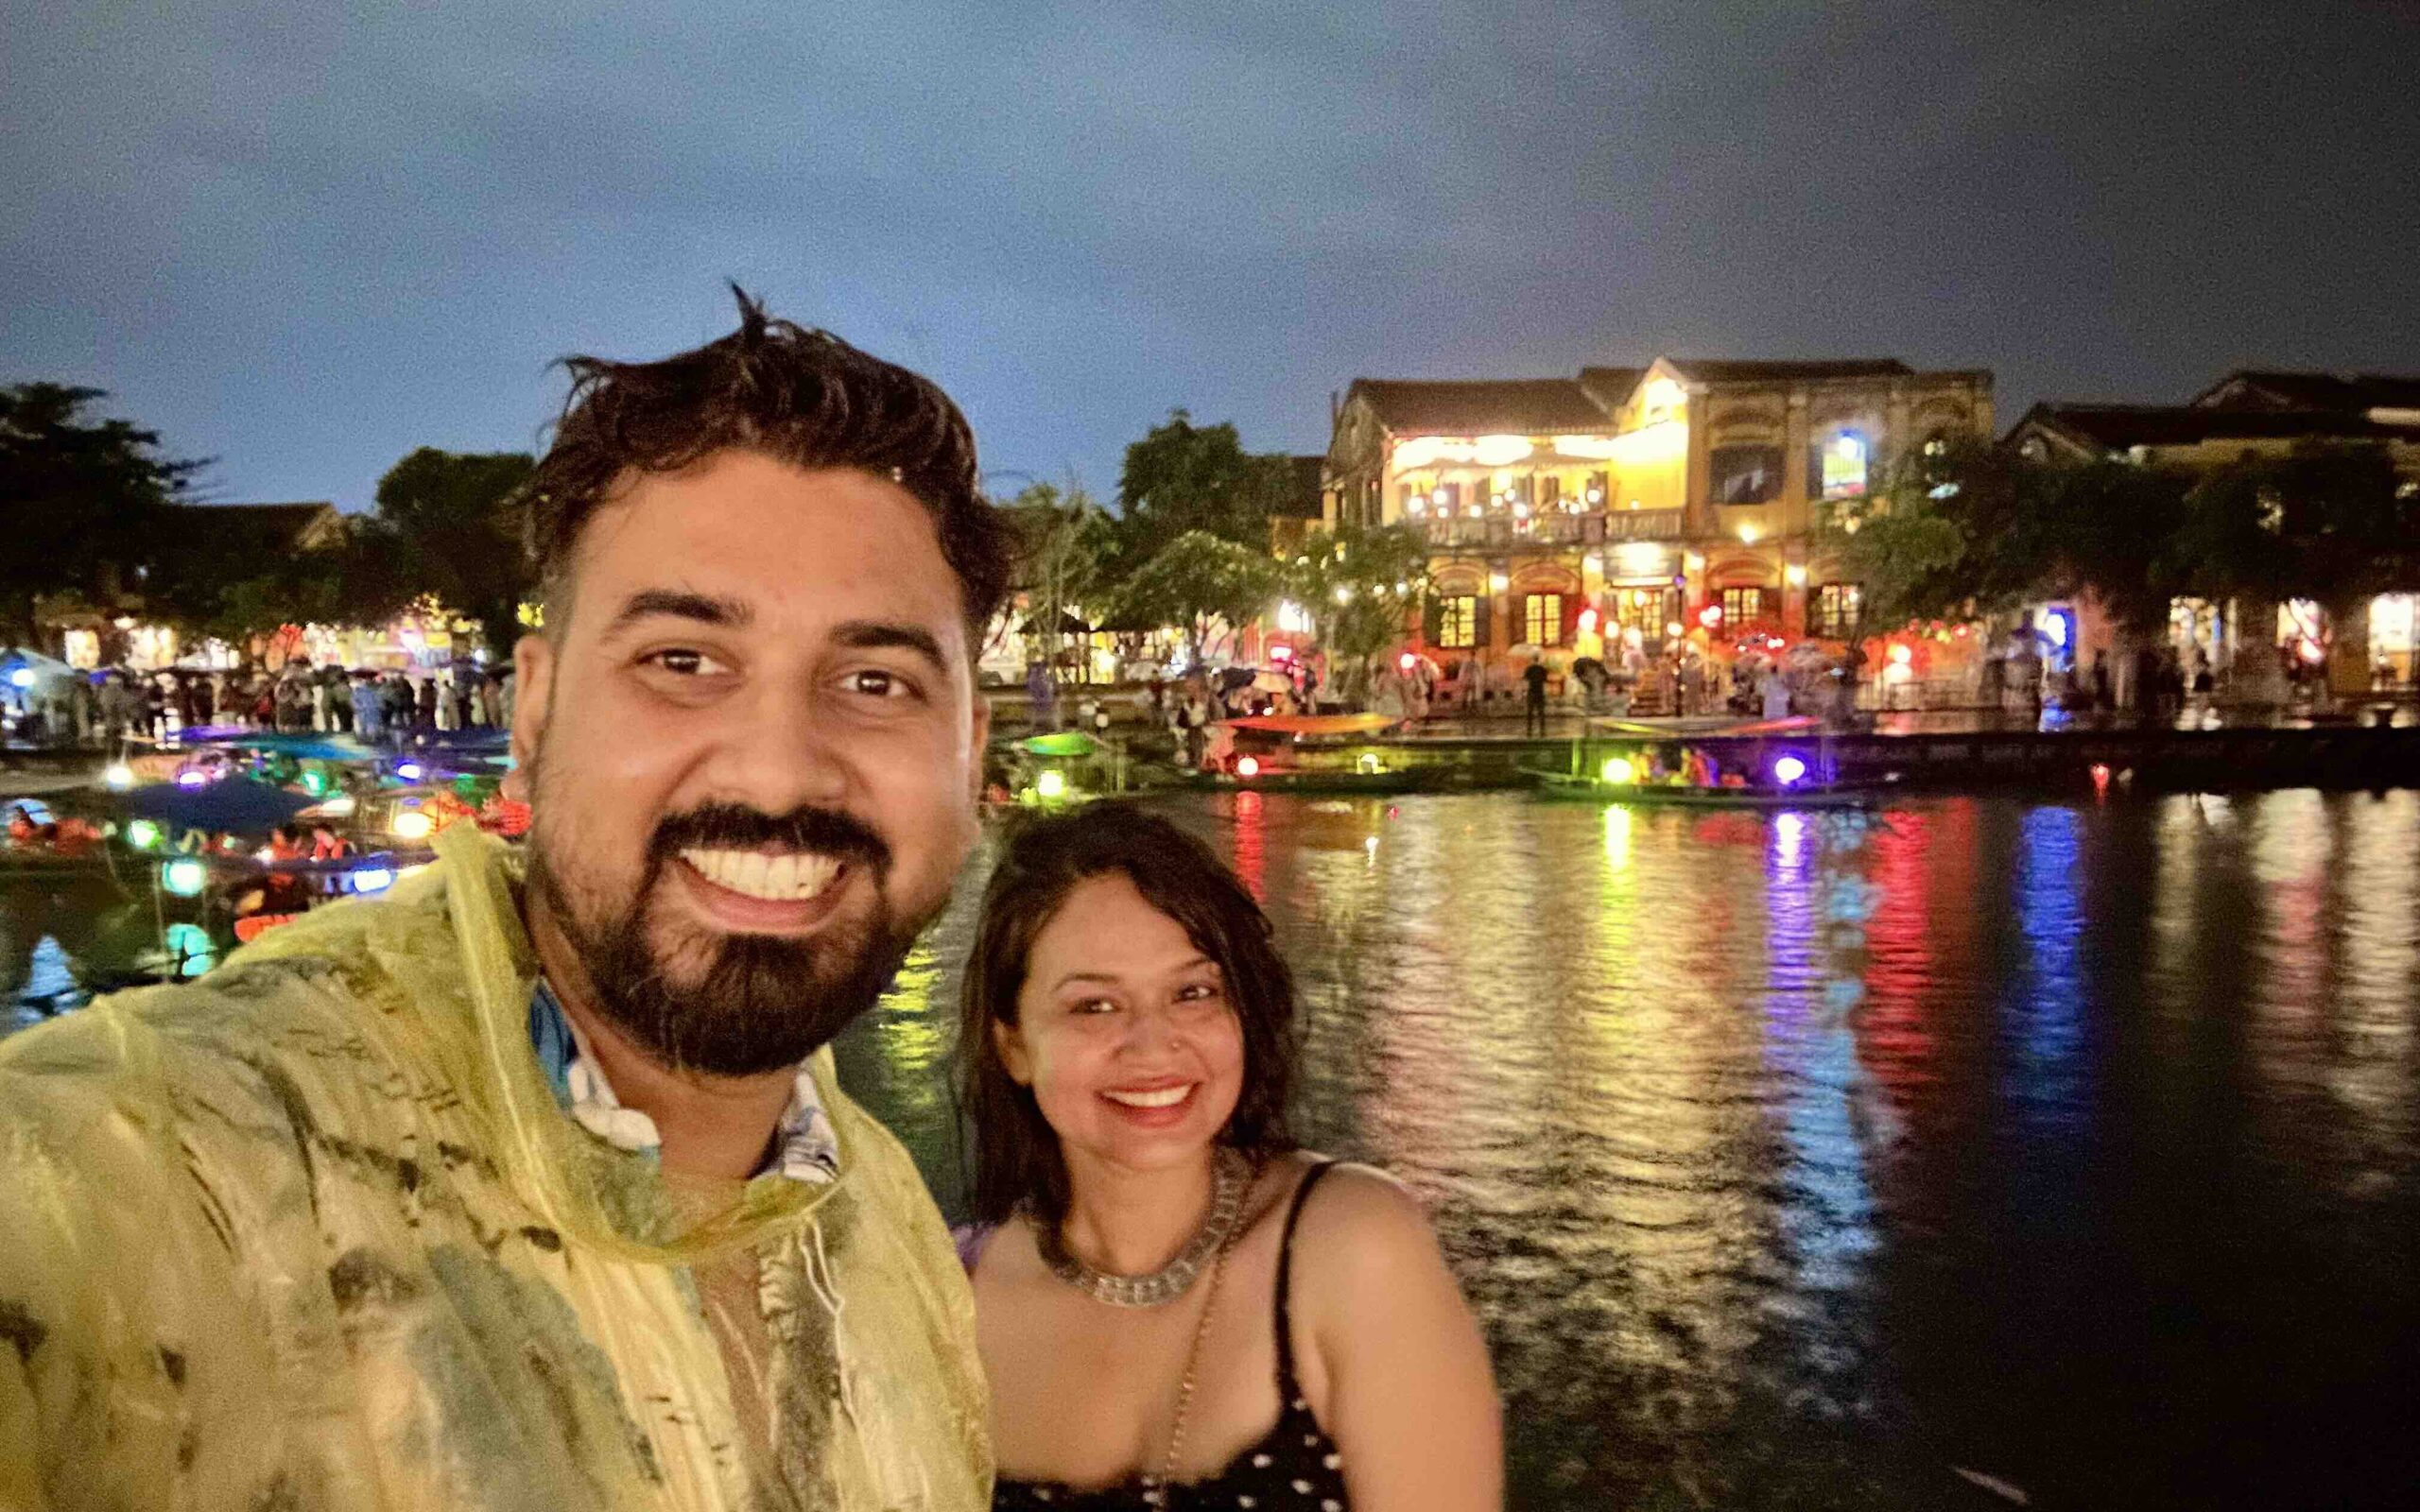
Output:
[526, 797, 925, 1077]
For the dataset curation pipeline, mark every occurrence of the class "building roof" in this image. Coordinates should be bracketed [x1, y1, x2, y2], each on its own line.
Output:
[1663, 358, 1913, 385]
[2190, 369, 2420, 415]
[1577, 366, 1645, 408]
[2014, 403, 2420, 454]
[1348, 378, 1616, 437]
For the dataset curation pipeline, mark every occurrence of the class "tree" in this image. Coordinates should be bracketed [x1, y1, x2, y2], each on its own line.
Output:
[1115, 410, 1297, 561]
[0, 383, 199, 648]
[998, 480, 1115, 684]
[1822, 438, 2189, 635]
[1105, 530, 1280, 670]
[371, 449, 538, 654]
[1280, 523, 1431, 705]
[2169, 441, 2417, 697]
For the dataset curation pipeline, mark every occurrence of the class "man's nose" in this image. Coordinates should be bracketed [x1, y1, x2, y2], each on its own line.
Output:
[712, 679, 851, 814]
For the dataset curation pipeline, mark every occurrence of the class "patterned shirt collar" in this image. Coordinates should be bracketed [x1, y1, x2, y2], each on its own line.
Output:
[527, 975, 840, 1185]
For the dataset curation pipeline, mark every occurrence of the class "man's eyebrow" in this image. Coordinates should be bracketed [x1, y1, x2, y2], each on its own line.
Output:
[606, 590, 752, 633]
[833, 620, 947, 673]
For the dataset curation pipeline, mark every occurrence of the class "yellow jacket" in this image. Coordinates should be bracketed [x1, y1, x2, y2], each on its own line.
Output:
[0, 826, 990, 1511]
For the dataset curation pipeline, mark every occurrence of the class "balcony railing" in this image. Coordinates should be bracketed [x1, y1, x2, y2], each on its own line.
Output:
[1414, 507, 1685, 552]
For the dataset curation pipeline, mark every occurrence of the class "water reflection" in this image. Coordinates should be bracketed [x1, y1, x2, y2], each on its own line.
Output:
[12, 791, 2420, 1507]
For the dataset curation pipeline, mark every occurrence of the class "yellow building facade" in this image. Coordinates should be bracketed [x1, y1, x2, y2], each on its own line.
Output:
[1322, 358, 1993, 676]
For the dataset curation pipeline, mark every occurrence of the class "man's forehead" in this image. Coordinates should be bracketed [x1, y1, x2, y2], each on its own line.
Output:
[569, 457, 966, 639]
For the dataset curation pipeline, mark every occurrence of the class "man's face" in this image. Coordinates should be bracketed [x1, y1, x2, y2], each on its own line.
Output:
[511, 452, 989, 1076]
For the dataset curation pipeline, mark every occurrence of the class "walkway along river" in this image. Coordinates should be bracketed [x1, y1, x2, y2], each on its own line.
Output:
[10, 789, 2420, 1507]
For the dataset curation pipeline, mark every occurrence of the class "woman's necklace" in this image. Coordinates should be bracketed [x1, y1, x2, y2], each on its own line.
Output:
[1032, 1146, 1252, 1309]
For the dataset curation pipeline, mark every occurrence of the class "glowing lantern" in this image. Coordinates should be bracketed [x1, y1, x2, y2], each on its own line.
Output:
[1578, 609, 1599, 632]
[1889, 644, 1914, 666]
[126, 819, 161, 850]
[161, 857, 209, 897]
[1699, 605, 1723, 629]
[350, 868, 394, 893]
[395, 761, 424, 782]
[1600, 755, 1635, 785]
[390, 808, 434, 842]
[102, 762, 135, 790]
[1236, 756, 1261, 779]
[1398, 653, 1418, 673]
[1270, 644, 1293, 662]
[1772, 755, 1808, 786]
[1036, 770, 1067, 799]
[175, 768, 209, 790]
[1357, 753, 1382, 775]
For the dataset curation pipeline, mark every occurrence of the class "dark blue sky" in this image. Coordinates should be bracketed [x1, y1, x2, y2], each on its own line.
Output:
[7, 1, 2415, 511]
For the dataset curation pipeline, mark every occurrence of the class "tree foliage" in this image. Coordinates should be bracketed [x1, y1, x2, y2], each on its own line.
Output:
[1115, 410, 1297, 562]
[1280, 522, 1430, 699]
[370, 448, 538, 654]
[0, 383, 199, 645]
[1105, 530, 1279, 666]
[997, 480, 1115, 677]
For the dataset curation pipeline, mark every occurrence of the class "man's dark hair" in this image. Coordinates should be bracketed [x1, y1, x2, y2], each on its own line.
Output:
[521, 286, 1013, 646]
[957, 803, 1299, 1227]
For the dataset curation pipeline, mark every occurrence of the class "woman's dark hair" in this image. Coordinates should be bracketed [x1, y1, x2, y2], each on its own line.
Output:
[959, 803, 1298, 1227]
[520, 284, 1014, 647]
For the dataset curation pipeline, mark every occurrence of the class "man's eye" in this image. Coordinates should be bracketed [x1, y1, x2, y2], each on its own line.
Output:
[642, 648, 729, 677]
[847, 669, 918, 699]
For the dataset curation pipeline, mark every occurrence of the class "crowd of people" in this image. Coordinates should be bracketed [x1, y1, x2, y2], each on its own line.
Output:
[9, 658, 514, 748]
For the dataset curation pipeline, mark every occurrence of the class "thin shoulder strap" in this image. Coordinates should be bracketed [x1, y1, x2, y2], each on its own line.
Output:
[1272, 1160, 1340, 1389]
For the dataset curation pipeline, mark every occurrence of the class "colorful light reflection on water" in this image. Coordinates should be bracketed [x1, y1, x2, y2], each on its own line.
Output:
[14, 791, 2420, 1507]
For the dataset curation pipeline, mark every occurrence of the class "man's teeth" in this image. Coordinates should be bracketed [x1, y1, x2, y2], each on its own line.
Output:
[679, 848, 841, 902]
[1103, 1086, 1192, 1109]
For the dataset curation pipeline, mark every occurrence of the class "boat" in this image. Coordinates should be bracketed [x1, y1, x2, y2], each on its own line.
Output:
[1527, 714, 1889, 807]
[1528, 769, 1891, 807]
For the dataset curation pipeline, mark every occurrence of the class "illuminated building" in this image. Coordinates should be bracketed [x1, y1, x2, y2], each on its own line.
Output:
[1321, 358, 1993, 679]
[2007, 369, 2420, 695]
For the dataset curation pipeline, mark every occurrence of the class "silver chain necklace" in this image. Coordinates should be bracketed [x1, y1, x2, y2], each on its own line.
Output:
[1032, 1146, 1253, 1308]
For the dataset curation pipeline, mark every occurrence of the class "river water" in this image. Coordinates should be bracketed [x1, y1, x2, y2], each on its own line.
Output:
[10, 790, 2420, 1507]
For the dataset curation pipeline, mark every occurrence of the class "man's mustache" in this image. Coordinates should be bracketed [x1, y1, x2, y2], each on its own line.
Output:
[648, 801, 891, 874]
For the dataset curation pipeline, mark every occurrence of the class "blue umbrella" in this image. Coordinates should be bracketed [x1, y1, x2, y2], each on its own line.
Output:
[117, 780, 320, 833]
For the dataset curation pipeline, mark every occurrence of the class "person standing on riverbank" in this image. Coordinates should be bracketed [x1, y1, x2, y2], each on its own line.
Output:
[0, 294, 1013, 1510]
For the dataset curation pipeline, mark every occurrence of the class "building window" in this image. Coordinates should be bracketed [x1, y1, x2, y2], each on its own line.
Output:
[1720, 586, 1775, 627]
[1523, 593, 1564, 647]
[1810, 432, 1869, 501]
[1437, 595, 1479, 649]
[1585, 471, 1609, 508]
[1711, 445, 1784, 506]
[1436, 480, 1462, 513]
[1813, 583, 1862, 640]
[1538, 474, 1562, 510]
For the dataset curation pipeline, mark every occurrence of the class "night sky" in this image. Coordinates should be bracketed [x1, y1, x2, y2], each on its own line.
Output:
[6, 1, 2414, 511]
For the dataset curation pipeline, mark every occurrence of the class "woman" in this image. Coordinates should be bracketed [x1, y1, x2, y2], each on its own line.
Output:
[959, 805, 1500, 1510]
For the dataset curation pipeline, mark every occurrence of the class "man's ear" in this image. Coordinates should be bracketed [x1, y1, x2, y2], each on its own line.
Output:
[992, 1016, 1032, 1086]
[502, 633, 553, 803]
[966, 683, 993, 803]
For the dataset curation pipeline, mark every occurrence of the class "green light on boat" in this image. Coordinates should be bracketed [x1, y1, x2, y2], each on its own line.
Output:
[1037, 770, 1067, 799]
[127, 818, 161, 850]
[1600, 756, 1635, 785]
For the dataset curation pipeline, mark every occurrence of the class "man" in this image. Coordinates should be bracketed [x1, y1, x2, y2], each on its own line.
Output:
[1521, 657, 1549, 735]
[0, 295, 1012, 1510]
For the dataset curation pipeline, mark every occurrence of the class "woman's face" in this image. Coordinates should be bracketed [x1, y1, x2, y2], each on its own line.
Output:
[995, 872, 1247, 1178]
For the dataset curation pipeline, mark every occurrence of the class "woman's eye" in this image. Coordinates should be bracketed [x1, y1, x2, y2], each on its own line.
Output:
[1070, 997, 1118, 1017]
[1175, 981, 1223, 1005]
